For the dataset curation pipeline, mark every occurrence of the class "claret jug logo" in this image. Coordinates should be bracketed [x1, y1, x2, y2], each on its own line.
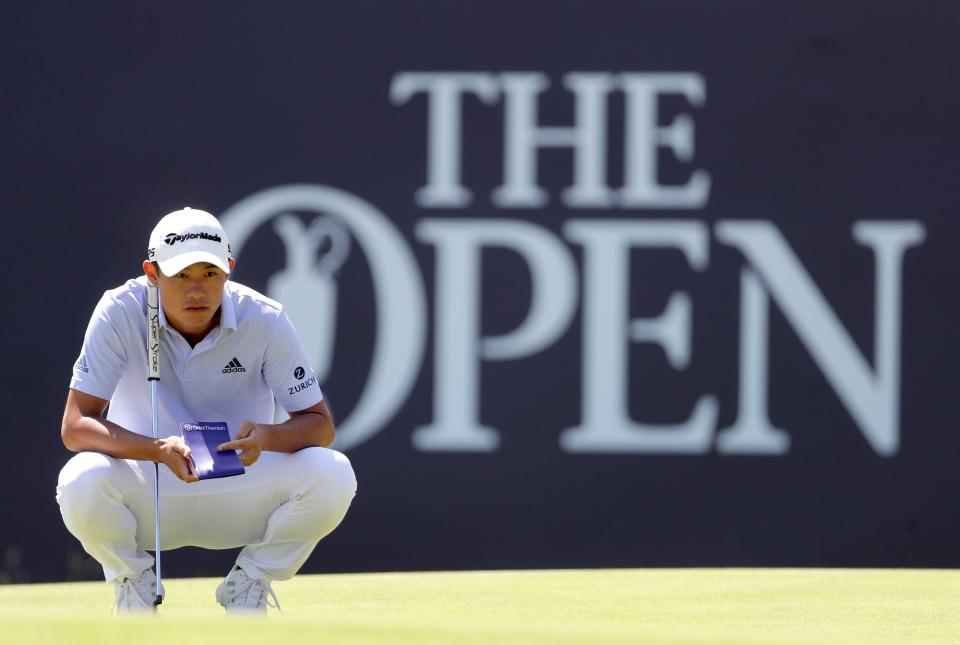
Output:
[222, 71, 926, 456]
[220, 186, 426, 451]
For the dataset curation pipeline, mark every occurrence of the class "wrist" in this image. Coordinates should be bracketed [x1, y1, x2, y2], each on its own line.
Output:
[255, 423, 273, 452]
[148, 437, 165, 463]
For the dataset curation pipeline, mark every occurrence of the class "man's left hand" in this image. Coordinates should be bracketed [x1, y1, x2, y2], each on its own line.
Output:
[217, 420, 266, 467]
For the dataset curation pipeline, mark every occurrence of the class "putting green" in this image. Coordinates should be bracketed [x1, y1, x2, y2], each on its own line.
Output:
[0, 569, 957, 644]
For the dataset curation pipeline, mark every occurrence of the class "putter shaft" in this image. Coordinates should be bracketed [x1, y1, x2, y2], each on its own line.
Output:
[151, 379, 163, 605]
[147, 284, 163, 607]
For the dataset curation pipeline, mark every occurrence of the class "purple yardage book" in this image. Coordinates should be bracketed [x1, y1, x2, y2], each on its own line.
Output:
[180, 421, 246, 480]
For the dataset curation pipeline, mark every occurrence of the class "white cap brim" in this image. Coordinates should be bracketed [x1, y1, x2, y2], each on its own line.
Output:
[156, 250, 231, 276]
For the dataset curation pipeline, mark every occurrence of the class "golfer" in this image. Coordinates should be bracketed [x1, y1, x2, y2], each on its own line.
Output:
[56, 207, 357, 613]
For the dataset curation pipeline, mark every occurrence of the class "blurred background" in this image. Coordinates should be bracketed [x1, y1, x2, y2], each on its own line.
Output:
[1, 1, 957, 583]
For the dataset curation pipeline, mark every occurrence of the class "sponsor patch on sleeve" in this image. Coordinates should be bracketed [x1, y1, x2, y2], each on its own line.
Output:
[288, 365, 317, 395]
[74, 355, 90, 373]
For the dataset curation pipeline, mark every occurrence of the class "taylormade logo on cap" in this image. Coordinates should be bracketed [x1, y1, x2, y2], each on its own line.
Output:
[147, 207, 232, 276]
[164, 231, 223, 246]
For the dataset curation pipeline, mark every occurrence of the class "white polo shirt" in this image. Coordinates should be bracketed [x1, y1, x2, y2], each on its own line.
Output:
[70, 276, 323, 440]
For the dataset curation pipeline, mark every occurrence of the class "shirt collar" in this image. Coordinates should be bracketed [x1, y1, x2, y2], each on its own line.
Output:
[220, 282, 237, 330]
[158, 301, 170, 329]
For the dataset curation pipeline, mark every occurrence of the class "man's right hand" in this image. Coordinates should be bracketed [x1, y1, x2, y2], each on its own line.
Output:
[156, 436, 199, 483]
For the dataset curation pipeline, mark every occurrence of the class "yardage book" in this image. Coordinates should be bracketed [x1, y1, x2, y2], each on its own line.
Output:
[180, 421, 246, 480]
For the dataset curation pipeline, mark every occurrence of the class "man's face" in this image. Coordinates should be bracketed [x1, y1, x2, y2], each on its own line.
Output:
[144, 261, 230, 339]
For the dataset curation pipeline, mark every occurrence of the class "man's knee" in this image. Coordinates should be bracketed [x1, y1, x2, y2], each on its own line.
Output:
[56, 453, 125, 533]
[286, 447, 357, 517]
[302, 447, 356, 498]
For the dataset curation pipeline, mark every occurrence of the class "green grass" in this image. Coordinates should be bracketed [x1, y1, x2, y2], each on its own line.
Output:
[0, 569, 957, 644]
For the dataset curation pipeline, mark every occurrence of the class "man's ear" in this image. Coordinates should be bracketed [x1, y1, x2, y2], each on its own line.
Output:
[228, 258, 236, 273]
[142, 261, 159, 286]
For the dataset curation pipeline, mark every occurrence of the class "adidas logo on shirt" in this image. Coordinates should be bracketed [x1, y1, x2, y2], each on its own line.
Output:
[222, 357, 247, 374]
[75, 356, 89, 373]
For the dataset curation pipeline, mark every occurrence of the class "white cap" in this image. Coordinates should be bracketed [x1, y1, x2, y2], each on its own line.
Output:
[147, 207, 232, 276]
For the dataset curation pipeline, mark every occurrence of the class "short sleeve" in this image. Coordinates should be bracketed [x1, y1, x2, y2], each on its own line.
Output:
[262, 310, 324, 412]
[69, 292, 130, 401]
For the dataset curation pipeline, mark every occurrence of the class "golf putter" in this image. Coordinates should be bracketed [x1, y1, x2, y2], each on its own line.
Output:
[147, 283, 165, 606]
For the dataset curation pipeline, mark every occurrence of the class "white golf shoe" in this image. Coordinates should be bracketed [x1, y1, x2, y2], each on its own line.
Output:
[113, 568, 157, 614]
[215, 566, 282, 614]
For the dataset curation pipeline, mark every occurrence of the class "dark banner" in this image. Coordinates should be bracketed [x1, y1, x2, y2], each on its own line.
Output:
[2, 2, 957, 582]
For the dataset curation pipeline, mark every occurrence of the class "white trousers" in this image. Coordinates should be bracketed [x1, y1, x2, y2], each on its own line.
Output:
[56, 447, 356, 583]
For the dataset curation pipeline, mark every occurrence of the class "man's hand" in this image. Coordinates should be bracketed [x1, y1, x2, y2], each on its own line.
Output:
[157, 436, 198, 483]
[217, 420, 265, 467]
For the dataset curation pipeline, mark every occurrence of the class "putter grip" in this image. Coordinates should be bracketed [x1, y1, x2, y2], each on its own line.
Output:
[147, 284, 160, 381]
